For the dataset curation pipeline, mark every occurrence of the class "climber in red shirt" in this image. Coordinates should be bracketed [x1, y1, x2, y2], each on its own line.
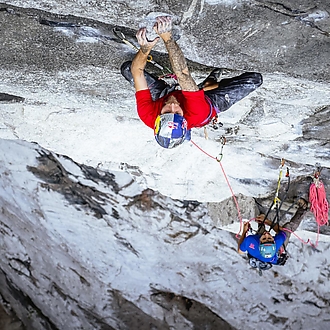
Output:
[121, 16, 263, 149]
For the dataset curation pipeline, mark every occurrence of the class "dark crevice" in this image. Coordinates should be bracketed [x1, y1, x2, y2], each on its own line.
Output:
[150, 288, 236, 329]
[0, 92, 25, 103]
[2, 269, 58, 330]
[0, 2, 212, 75]
[253, 1, 330, 36]
[27, 150, 110, 218]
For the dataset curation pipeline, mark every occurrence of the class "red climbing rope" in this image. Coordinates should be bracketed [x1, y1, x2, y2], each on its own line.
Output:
[282, 227, 315, 247]
[190, 139, 326, 247]
[301, 178, 329, 248]
[309, 179, 329, 226]
[190, 140, 244, 237]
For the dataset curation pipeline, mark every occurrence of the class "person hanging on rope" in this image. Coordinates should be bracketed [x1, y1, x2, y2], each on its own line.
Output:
[237, 198, 308, 265]
[120, 16, 263, 149]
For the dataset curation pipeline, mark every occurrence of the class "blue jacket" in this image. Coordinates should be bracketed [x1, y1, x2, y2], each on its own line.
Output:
[240, 231, 286, 264]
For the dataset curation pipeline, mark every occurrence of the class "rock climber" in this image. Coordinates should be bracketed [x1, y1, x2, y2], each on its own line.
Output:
[120, 16, 263, 148]
[237, 198, 308, 265]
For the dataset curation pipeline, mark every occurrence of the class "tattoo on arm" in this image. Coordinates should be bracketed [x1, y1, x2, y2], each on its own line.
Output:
[164, 37, 198, 91]
[140, 45, 150, 55]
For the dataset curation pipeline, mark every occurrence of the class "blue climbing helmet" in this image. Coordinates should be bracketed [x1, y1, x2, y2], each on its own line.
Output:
[259, 243, 276, 259]
[154, 113, 191, 149]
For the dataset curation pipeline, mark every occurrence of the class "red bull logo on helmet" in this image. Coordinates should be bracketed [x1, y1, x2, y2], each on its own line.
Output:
[154, 113, 189, 149]
[167, 121, 179, 130]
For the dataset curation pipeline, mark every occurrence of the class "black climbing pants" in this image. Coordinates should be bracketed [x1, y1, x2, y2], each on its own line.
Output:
[120, 60, 263, 112]
[120, 61, 177, 101]
[203, 72, 263, 112]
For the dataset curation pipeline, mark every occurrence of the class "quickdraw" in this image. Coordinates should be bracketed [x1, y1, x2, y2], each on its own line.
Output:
[210, 114, 223, 130]
[216, 136, 226, 162]
[272, 158, 286, 208]
[262, 158, 290, 230]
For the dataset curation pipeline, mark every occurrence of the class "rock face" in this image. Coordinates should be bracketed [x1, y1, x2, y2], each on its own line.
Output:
[0, 0, 329, 203]
[0, 140, 239, 329]
[0, 0, 330, 329]
[1, 139, 330, 330]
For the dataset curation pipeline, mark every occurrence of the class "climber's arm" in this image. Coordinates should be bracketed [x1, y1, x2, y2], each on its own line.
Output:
[238, 222, 250, 254]
[154, 16, 198, 92]
[131, 28, 159, 92]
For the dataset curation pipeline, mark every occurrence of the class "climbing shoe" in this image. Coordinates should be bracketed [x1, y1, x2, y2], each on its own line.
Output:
[207, 68, 223, 82]
[198, 68, 223, 89]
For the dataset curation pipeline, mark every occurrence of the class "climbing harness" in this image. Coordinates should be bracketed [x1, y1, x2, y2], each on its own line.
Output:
[262, 159, 290, 231]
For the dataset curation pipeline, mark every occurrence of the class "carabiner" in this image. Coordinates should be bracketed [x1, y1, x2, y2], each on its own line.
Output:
[216, 135, 226, 162]
[216, 153, 223, 162]
[113, 27, 126, 41]
[220, 135, 226, 145]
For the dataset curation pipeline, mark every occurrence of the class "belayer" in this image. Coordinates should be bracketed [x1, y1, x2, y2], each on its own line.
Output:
[237, 198, 308, 266]
[121, 16, 263, 148]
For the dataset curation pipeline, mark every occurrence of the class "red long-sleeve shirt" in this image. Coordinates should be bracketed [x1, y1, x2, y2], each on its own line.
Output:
[136, 89, 216, 130]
